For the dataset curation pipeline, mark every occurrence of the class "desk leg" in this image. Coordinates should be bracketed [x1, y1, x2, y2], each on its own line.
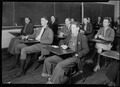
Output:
[97, 54, 100, 66]
[104, 57, 107, 67]
[94, 53, 101, 72]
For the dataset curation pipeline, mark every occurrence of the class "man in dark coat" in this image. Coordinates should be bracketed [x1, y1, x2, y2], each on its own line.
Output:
[7, 17, 34, 55]
[41, 22, 89, 84]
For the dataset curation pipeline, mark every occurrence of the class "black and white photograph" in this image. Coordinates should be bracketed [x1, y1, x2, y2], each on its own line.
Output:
[2, 0, 120, 85]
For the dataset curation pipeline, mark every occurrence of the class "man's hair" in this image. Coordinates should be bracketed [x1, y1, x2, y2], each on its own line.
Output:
[41, 16, 48, 21]
[103, 17, 110, 23]
[83, 17, 88, 20]
[71, 22, 80, 28]
[66, 18, 71, 21]
[25, 17, 32, 23]
[51, 16, 55, 19]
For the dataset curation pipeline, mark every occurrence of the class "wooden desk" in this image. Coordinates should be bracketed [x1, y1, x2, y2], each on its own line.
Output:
[57, 35, 66, 39]
[101, 50, 119, 60]
[89, 38, 111, 44]
[116, 34, 120, 38]
[9, 32, 21, 36]
[21, 39, 40, 44]
[47, 45, 75, 55]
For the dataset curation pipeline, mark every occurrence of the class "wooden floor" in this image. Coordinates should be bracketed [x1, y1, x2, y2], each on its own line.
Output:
[2, 48, 111, 84]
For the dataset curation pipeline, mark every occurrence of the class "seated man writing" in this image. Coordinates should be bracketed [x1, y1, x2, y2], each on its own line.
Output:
[41, 22, 89, 84]
[12, 16, 53, 78]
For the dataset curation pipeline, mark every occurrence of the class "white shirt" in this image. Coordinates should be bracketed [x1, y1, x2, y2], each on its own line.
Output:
[84, 25, 87, 31]
[36, 27, 45, 41]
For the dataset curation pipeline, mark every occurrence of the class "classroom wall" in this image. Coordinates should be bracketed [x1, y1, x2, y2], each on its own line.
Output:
[2, 1, 119, 48]
[84, 2, 115, 23]
[97, 0, 120, 21]
[2, 2, 82, 26]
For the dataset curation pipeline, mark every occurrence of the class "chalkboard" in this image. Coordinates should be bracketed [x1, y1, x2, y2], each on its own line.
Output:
[69, 3, 82, 23]
[2, 2, 114, 28]
[15, 2, 54, 26]
[55, 2, 82, 23]
[100, 4, 114, 20]
[84, 3, 101, 22]
[2, 2, 82, 27]
[84, 2, 114, 23]
[2, 2, 14, 26]
[55, 2, 69, 24]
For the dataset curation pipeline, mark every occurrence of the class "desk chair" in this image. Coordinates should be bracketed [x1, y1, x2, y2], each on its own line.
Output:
[31, 49, 52, 70]
[67, 55, 89, 84]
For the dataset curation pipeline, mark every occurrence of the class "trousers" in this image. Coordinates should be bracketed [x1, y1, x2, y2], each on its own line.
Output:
[42, 55, 77, 84]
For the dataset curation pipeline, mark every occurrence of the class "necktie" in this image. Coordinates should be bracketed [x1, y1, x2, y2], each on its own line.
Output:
[23, 24, 27, 34]
[36, 27, 45, 41]
[84, 25, 87, 31]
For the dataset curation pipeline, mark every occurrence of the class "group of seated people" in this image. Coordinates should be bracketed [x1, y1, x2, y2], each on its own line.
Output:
[6, 15, 119, 84]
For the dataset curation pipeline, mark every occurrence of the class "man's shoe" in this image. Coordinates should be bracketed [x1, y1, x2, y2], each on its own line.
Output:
[7, 65, 16, 71]
[46, 81, 53, 84]
[13, 70, 26, 78]
[41, 73, 50, 78]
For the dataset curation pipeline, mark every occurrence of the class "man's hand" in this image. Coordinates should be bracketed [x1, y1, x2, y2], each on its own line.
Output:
[59, 32, 64, 37]
[61, 45, 68, 50]
[98, 35, 105, 40]
[19, 35, 24, 38]
[25, 36, 29, 39]
[21, 35, 29, 40]
[75, 53, 78, 57]
[94, 35, 98, 39]
[21, 36, 26, 40]
[80, 30, 84, 34]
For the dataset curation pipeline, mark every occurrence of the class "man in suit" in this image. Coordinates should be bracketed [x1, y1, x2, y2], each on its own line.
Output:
[80, 18, 93, 40]
[41, 22, 89, 84]
[49, 16, 58, 45]
[13, 16, 53, 77]
[7, 17, 34, 70]
[94, 16, 102, 29]
[7, 17, 34, 55]
[58, 18, 71, 38]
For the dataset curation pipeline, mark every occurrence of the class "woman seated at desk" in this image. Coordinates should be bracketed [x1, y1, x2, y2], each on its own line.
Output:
[93, 17, 115, 72]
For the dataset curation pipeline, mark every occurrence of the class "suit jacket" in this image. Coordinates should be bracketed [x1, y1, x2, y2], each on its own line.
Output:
[49, 22, 58, 36]
[20, 23, 34, 35]
[28, 26, 54, 45]
[81, 23, 93, 35]
[58, 25, 71, 37]
[96, 27, 115, 42]
[59, 32, 89, 58]
[59, 32, 89, 70]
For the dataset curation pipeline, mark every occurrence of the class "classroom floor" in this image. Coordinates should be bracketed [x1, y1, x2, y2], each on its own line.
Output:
[2, 48, 111, 84]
